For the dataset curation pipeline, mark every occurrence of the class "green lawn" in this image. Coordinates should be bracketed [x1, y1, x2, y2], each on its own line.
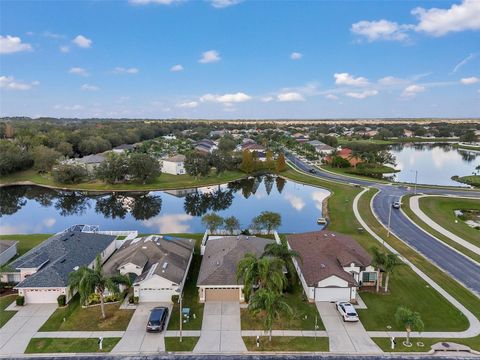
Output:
[167, 233, 204, 331]
[0, 294, 17, 328]
[320, 165, 392, 183]
[0, 168, 246, 191]
[373, 337, 480, 352]
[0, 233, 51, 258]
[25, 338, 120, 353]
[164, 337, 199, 351]
[454, 175, 480, 188]
[401, 195, 480, 263]
[243, 336, 328, 352]
[39, 295, 134, 331]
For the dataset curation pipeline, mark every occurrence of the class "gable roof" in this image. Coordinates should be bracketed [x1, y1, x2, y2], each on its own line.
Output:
[76, 153, 106, 164]
[197, 236, 274, 286]
[103, 235, 194, 285]
[12, 230, 116, 288]
[287, 231, 372, 287]
[163, 154, 186, 163]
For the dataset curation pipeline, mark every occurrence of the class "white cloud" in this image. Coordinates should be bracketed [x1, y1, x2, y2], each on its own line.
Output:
[143, 214, 193, 233]
[176, 101, 198, 108]
[73, 35, 92, 48]
[199, 50, 221, 63]
[460, 77, 479, 85]
[412, 0, 480, 36]
[345, 90, 379, 99]
[277, 92, 305, 102]
[54, 104, 84, 111]
[60, 45, 70, 53]
[0, 35, 33, 54]
[334, 72, 369, 87]
[69, 67, 89, 76]
[81, 84, 100, 91]
[200, 92, 251, 104]
[284, 193, 306, 211]
[452, 53, 476, 73]
[402, 84, 425, 97]
[0, 76, 38, 90]
[378, 76, 406, 86]
[112, 67, 139, 74]
[261, 96, 274, 102]
[290, 52, 303, 60]
[325, 94, 339, 100]
[210, 0, 242, 8]
[351, 20, 412, 42]
[129, 0, 181, 4]
[170, 64, 184, 72]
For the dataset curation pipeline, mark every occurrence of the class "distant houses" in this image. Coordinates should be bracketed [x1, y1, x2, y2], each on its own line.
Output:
[161, 154, 186, 175]
[195, 139, 218, 154]
[112, 144, 136, 154]
[307, 140, 335, 155]
[325, 148, 362, 167]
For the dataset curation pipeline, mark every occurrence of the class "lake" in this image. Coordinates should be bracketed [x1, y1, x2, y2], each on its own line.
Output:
[388, 143, 480, 187]
[0, 176, 330, 235]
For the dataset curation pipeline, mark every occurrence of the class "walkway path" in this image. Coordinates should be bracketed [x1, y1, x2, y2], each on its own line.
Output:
[410, 195, 480, 256]
[193, 301, 246, 353]
[0, 304, 56, 355]
[316, 302, 381, 353]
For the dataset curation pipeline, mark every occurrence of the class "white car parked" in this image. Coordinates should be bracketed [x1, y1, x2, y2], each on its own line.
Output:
[335, 301, 359, 322]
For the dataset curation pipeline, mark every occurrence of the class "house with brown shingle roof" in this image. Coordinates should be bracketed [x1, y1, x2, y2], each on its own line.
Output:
[287, 231, 377, 303]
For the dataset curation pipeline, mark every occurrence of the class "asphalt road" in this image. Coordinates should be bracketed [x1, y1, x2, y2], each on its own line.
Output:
[286, 153, 480, 295]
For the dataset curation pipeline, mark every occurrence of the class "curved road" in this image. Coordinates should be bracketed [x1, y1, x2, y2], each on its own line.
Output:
[286, 153, 480, 296]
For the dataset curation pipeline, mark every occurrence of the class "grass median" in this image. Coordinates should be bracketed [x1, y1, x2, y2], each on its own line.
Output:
[373, 337, 480, 353]
[165, 337, 199, 352]
[243, 336, 328, 352]
[25, 338, 120, 353]
[0, 294, 17, 328]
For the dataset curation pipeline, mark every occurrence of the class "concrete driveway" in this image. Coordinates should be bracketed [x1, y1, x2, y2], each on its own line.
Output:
[0, 303, 57, 355]
[112, 302, 170, 354]
[316, 302, 381, 354]
[194, 301, 246, 353]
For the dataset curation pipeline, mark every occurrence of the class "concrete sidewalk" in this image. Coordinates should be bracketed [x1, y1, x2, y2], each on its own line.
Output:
[410, 195, 480, 257]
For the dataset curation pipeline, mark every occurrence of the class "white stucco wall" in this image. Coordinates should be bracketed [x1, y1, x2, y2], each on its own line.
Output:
[162, 160, 186, 175]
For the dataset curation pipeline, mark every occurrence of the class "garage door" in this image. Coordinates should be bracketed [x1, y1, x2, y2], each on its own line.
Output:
[205, 288, 240, 301]
[139, 288, 173, 302]
[314, 287, 351, 302]
[24, 289, 62, 304]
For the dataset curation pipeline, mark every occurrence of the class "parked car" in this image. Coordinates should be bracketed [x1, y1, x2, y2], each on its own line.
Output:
[146, 306, 169, 332]
[335, 301, 359, 322]
[392, 201, 401, 209]
[309, 168, 316, 174]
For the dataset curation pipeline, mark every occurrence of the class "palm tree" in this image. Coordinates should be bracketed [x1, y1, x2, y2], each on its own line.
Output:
[68, 255, 131, 319]
[395, 306, 424, 346]
[370, 246, 386, 292]
[248, 289, 293, 341]
[236, 253, 287, 300]
[383, 253, 399, 293]
[262, 242, 302, 287]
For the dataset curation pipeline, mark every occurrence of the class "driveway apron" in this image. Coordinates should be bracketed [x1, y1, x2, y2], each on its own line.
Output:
[112, 302, 170, 354]
[0, 303, 57, 355]
[194, 301, 246, 353]
[316, 302, 381, 354]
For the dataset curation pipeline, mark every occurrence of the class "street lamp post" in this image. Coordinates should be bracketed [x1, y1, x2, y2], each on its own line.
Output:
[387, 204, 392, 238]
[176, 288, 183, 343]
[412, 170, 418, 195]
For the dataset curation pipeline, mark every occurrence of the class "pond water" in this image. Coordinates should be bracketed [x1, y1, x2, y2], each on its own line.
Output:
[0, 176, 330, 235]
[388, 143, 480, 187]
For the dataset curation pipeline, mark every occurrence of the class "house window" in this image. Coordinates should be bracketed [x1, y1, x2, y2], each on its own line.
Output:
[362, 272, 377, 282]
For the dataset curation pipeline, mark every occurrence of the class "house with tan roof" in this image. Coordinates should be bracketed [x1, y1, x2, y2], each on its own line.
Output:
[197, 235, 274, 302]
[103, 235, 194, 302]
[287, 231, 377, 303]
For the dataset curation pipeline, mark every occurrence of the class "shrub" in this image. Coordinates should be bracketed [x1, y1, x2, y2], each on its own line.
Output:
[171, 294, 179, 304]
[52, 162, 88, 184]
[128, 294, 135, 304]
[16, 296, 25, 306]
[57, 295, 66, 307]
[133, 296, 139, 304]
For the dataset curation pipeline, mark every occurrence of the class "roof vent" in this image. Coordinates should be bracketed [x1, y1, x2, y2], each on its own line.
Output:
[216, 261, 220, 266]
[162, 262, 168, 272]
[320, 263, 326, 268]
[73, 266, 79, 271]
[142, 246, 147, 249]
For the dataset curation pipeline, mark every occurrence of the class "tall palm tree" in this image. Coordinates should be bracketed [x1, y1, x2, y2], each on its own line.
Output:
[262, 242, 302, 287]
[248, 289, 293, 341]
[236, 253, 287, 300]
[68, 255, 131, 319]
[370, 246, 386, 292]
[383, 253, 400, 293]
[395, 306, 424, 346]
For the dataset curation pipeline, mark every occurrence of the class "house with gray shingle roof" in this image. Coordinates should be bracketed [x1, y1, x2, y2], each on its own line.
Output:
[0, 240, 18, 267]
[197, 235, 274, 302]
[103, 235, 194, 303]
[8, 227, 117, 304]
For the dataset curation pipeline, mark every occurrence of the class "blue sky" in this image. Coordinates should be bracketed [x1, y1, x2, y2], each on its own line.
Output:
[1, 0, 479, 119]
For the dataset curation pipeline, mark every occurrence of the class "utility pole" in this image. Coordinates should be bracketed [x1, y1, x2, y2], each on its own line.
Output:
[179, 292, 183, 342]
[413, 170, 418, 195]
[387, 203, 392, 239]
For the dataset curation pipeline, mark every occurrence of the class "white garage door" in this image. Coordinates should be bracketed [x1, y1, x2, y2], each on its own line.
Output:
[139, 288, 173, 302]
[314, 287, 351, 302]
[24, 289, 62, 304]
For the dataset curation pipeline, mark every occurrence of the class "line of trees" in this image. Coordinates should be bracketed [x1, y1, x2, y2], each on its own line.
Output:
[201, 211, 282, 234]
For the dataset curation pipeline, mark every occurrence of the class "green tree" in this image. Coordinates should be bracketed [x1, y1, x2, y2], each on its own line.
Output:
[95, 153, 128, 184]
[201, 213, 224, 234]
[370, 246, 386, 292]
[52, 163, 88, 184]
[0, 141, 33, 175]
[262, 241, 302, 287]
[128, 153, 161, 184]
[218, 136, 237, 152]
[68, 255, 131, 319]
[236, 254, 286, 300]
[248, 289, 293, 341]
[383, 253, 400, 293]
[55, 141, 74, 157]
[32, 145, 62, 173]
[252, 211, 282, 234]
[224, 216, 240, 235]
[461, 129, 477, 143]
[395, 306, 424, 346]
[265, 150, 275, 171]
[184, 152, 210, 179]
[275, 153, 287, 173]
[240, 150, 255, 173]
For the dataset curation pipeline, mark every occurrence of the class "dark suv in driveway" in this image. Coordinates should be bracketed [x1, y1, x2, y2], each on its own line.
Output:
[146, 306, 169, 332]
